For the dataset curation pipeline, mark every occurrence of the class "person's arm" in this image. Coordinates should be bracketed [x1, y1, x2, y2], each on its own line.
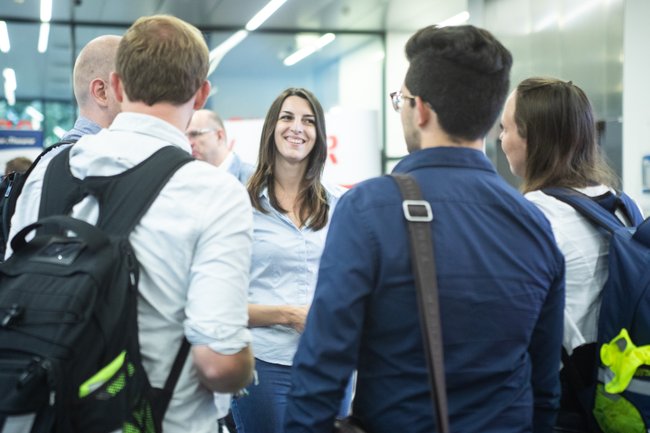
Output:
[530, 253, 565, 433]
[193, 345, 254, 393]
[285, 188, 376, 433]
[248, 304, 308, 332]
[185, 169, 254, 393]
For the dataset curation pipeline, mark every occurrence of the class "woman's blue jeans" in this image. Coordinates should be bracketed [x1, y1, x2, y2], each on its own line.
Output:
[231, 358, 353, 433]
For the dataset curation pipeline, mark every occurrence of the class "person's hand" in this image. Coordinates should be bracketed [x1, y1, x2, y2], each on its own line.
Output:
[284, 305, 309, 333]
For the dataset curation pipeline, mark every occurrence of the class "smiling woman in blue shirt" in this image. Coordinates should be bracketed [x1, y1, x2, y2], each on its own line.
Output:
[229, 87, 347, 433]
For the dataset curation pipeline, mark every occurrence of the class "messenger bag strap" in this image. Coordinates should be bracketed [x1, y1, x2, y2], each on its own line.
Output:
[158, 337, 191, 415]
[390, 173, 450, 433]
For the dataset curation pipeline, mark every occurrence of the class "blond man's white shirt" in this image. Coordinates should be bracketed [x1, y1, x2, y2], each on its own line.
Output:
[8, 112, 253, 433]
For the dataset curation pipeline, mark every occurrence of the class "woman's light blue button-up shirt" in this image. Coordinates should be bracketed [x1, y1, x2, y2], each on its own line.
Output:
[249, 183, 344, 365]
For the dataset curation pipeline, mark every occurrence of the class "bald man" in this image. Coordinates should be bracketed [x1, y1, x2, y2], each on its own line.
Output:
[186, 109, 254, 184]
[62, 35, 122, 142]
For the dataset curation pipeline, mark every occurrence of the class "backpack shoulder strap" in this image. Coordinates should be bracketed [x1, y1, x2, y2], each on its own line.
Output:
[89, 146, 193, 235]
[39, 145, 85, 219]
[4, 141, 75, 223]
[632, 217, 650, 248]
[542, 187, 628, 234]
[28, 140, 75, 173]
[617, 192, 644, 226]
[41, 145, 193, 237]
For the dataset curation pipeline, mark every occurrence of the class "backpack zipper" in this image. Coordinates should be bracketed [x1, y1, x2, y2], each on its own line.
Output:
[16, 357, 57, 405]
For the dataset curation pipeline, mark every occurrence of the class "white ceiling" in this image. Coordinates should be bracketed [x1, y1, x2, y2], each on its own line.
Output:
[0, 0, 466, 101]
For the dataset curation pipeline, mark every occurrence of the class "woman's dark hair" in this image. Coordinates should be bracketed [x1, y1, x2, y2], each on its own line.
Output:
[247, 87, 329, 230]
[515, 77, 618, 192]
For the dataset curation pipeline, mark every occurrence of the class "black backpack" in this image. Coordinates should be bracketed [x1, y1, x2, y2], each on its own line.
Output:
[543, 187, 649, 433]
[0, 145, 193, 433]
[0, 141, 73, 261]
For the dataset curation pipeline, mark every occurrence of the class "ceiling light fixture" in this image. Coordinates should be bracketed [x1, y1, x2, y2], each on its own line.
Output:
[245, 0, 288, 31]
[3, 68, 16, 90]
[40, 0, 52, 22]
[3, 68, 17, 106]
[283, 33, 335, 67]
[5, 91, 15, 106]
[37, 0, 52, 53]
[25, 106, 44, 122]
[208, 30, 249, 75]
[207, 0, 289, 76]
[0, 21, 10, 53]
[53, 126, 67, 138]
[437, 11, 470, 27]
[38, 23, 50, 53]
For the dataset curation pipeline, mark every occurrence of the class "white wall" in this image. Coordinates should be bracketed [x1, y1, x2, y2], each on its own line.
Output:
[623, 0, 650, 214]
[384, 32, 411, 159]
[383, 1, 469, 165]
[338, 39, 384, 111]
[336, 38, 384, 180]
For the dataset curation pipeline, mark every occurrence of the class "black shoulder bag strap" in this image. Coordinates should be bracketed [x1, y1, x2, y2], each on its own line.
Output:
[40, 144, 193, 415]
[560, 346, 602, 432]
[390, 173, 450, 433]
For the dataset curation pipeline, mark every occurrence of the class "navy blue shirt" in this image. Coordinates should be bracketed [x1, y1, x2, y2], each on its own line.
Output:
[285, 147, 565, 433]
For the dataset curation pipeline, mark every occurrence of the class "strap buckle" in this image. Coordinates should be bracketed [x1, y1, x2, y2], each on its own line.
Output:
[402, 200, 433, 222]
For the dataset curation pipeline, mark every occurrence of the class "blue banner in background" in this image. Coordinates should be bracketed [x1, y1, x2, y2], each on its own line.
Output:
[0, 130, 43, 149]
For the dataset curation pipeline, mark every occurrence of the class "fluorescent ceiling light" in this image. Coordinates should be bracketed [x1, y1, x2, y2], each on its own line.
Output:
[25, 106, 44, 122]
[40, 0, 52, 22]
[38, 23, 50, 53]
[208, 30, 249, 75]
[4, 90, 15, 106]
[3, 68, 16, 91]
[207, 0, 288, 75]
[284, 33, 336, 67]
[3, 68, 16, 106]
[437, 11, 470, 27]
[0, 21, 10, 53]
[53, 126, 67, 138]
[245, 0, 287, 31]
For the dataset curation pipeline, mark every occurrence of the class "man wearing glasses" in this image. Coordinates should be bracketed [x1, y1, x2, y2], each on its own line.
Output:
[285, 25, 565, 433]
[186, 109, 254, 184]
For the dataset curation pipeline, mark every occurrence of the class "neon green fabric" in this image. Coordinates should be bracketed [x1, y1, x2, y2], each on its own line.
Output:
[78, 351, 126, 398]
[600, 329, 650, 394]
[594, 384, 645, 433]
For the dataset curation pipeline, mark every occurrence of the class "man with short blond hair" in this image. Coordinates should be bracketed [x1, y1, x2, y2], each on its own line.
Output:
[9, 15, 254, 433]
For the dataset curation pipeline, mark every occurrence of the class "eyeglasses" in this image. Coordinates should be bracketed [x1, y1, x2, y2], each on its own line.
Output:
[185, 128, 216, 138]
[389, 91, 416, 113]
